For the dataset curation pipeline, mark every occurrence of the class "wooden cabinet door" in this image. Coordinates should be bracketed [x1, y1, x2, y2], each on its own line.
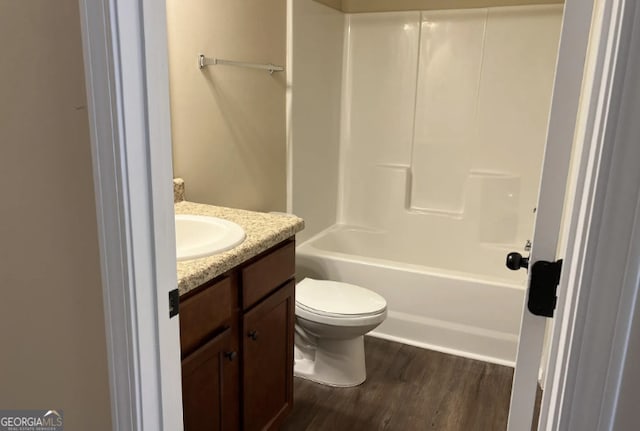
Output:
[179, 276, 235, 357]
[182, 327, 239, 431]
[242, 280, 295, 431]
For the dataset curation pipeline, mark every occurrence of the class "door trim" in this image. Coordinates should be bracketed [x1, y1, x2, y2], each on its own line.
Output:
[541, 0, 640, 429]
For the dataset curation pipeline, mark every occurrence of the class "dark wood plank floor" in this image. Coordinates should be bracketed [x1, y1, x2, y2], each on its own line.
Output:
[282, 337, 540, 431]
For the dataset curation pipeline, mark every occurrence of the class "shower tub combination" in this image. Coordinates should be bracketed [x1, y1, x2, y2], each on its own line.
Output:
[296, 225, 527, 366]
[291, 5, 563, 367]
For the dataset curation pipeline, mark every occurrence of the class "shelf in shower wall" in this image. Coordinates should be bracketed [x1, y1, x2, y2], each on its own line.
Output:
[369, 164, 522, 245]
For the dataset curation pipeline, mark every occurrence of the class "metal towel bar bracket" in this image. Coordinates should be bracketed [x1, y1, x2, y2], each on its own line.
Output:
[198, 54, 284, 74]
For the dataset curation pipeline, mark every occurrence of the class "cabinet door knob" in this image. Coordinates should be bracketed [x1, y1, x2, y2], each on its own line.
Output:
[223, 351, 237, 361]
[247, 330, 259, 341]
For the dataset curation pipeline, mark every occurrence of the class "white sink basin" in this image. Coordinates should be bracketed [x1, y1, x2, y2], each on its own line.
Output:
[175, 214, 246, 261]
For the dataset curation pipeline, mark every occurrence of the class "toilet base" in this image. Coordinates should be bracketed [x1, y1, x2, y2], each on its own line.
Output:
[294, 335, 367, 387]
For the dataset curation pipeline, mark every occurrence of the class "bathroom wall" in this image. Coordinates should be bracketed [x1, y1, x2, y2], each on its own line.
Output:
[291, 0, 345, 242]
[314, 0, 343, 11]
[166, 0, 287, 212]
[340, 6, 562, 252]
[0, 1, 112, 429]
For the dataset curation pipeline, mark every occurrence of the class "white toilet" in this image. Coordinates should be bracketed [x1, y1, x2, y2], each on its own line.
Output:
[294, 278, 387, 387]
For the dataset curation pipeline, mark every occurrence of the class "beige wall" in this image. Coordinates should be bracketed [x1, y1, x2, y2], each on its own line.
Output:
[0, 1, 112, 430]
[315, 0, 563, 12]
[314, 0, 343, 11]
[292, 0, 345, 242]
[167, 0, 287, 212]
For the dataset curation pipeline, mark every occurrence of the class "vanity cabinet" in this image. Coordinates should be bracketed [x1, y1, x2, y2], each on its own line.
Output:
[181, 327, 239, 431]
[179, 239, 295, 431]
[242, 280, 294, 430]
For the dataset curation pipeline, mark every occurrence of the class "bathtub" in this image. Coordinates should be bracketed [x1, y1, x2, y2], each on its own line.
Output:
[296, 225, 527, 366]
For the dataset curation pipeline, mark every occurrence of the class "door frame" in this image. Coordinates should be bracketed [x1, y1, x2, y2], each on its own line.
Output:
[78, 0, 640, 429]
[79, 0, 183, 429]
[540, 0, 640, 429]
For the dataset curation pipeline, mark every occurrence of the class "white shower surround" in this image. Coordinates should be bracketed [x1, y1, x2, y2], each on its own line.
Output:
[292, 3, 562, 365]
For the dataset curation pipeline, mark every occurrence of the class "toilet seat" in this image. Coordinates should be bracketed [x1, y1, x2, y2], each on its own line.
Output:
[296, 278, 387, 326]
[296, 303, 387, 327]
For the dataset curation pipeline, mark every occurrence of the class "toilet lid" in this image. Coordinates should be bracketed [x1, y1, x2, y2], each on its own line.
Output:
[296, 278, 387, 317]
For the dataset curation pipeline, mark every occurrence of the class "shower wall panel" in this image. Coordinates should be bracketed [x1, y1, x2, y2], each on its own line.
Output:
[411, 10, 486, 213]
[340, 5, 562, 248]
[473, 6, 563, 243]
[291, 0, 345, 242]
[340, 12, 421, 226]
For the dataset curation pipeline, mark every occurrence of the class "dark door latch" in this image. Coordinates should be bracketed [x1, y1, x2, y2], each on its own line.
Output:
[527, 259, 563, 317]
[506, 252, 563, 318]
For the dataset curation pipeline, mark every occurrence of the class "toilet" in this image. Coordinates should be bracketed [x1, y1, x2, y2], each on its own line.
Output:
[294, 278, 387, 387]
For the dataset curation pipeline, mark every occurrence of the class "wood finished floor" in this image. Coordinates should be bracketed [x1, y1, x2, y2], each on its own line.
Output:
[282, 337, 540, 431]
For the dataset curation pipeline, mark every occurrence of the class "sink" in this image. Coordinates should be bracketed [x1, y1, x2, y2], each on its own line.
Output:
[175, 214, 246, 261]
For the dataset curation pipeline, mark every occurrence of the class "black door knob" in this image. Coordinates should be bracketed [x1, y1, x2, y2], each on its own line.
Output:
[247, 330, 258, 341]
[223, 351, 237, 361]
[506, 252, 529, 270]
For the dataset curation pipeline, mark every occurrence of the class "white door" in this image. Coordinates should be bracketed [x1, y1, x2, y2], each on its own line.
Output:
[506, 1, 595, 430]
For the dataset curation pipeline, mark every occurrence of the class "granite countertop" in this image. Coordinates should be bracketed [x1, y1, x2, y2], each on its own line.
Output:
[176, 200, 304, 296]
